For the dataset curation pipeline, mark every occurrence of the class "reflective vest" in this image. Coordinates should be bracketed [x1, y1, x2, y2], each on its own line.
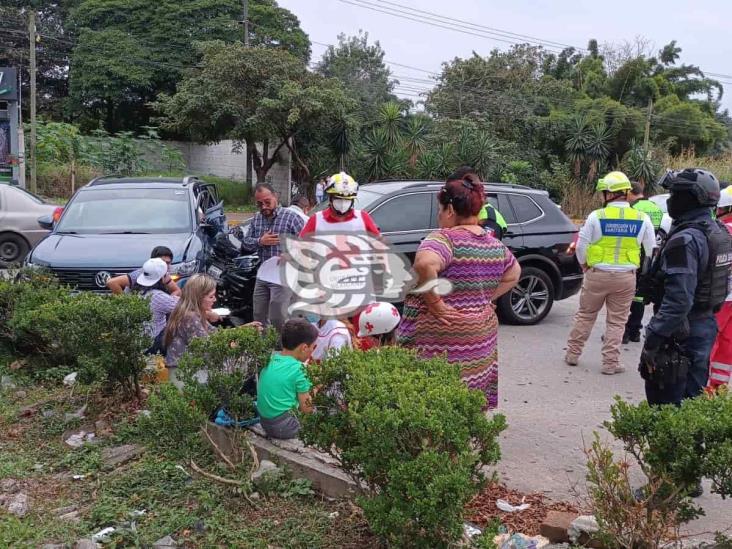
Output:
[632, 199, 664, 230]
[478, 204, 507, 229]
[587, 206, 644, 268]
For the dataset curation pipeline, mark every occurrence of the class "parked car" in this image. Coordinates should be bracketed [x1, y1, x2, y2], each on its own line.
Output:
[0, 184, 60, 266]
[26, 176, 226, 290]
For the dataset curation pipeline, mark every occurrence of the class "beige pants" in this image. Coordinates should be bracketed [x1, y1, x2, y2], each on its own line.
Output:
[566, 269, 636, 369]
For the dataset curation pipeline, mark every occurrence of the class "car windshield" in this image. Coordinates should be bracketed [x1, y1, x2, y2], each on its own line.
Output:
[56, 187, 192, 234]
[310, 189, 384, 214]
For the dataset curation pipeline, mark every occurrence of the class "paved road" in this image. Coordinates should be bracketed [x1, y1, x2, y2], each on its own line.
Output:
[497, 296, 730, 540]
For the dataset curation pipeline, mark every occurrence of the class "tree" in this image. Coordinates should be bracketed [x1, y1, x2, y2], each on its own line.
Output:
[68, 0, 310, 132]
[316, 31, 396, 120]
[155, 42, 355, 183]
[1, 2, 79, 120]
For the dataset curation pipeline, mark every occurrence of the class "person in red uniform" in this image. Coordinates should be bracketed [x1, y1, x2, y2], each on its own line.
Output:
[300, 172, 380, 237]
[708, 186, 732, 390]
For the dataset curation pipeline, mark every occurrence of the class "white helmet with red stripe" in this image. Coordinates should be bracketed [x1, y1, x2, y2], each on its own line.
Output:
[357, 302, 401, 337]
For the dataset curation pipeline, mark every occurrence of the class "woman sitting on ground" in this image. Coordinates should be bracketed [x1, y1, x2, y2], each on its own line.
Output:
[164, 274, 260, 383]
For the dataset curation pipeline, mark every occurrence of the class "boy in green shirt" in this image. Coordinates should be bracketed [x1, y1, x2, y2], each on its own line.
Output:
[257, 319, 319, 439]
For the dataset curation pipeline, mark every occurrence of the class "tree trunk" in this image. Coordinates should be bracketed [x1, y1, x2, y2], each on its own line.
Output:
[70, 156, 76, 195]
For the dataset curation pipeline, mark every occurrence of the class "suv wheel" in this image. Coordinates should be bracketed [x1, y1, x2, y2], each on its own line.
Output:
[497, 266, 554, 325]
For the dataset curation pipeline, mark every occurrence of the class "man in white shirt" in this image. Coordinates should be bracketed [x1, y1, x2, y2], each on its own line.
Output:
[287, 195, 311, 222]
[565, 171, 656, 375]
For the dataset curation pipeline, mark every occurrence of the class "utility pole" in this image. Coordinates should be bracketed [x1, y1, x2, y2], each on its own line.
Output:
[643, 97, 653, 150]
[242, 0, 249, 47]
[28, 11, 37, 194]
[242, 0, 255, 187]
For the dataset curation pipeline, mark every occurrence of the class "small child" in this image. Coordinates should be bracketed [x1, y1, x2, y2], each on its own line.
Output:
[257, 319, 319, 440]
[354, 302, 401, 350]
[310, 315, 353, 363]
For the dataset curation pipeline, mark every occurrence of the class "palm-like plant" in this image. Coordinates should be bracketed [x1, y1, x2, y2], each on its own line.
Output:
[623, 140, 662, 190]
[402, 115, 430, 168]
[362, 127, 390, 181]
[565, 115, 591, 182]
[415, 150, 440, 180]
[377, 101, 404, 148]
[585, 122, 613, 185]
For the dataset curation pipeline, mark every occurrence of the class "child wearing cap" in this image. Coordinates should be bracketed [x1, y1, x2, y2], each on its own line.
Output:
[257, 319, 319, 439]
[132, 257, 179, 354]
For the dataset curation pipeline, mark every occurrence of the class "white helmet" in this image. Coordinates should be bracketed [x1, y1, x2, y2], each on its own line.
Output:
[357, 302, 401, 337]
[325, 172, 359, 199]
[718, 186, 732, 209]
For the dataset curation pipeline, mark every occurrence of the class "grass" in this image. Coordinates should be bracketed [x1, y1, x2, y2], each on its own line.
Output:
[0, 361, 377, 548]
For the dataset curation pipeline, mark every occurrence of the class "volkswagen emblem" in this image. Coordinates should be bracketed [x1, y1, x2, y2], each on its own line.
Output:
[95, 271, 112, 288]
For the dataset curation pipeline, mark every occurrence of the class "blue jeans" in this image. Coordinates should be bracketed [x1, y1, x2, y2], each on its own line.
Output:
[645, 313, 718, 405]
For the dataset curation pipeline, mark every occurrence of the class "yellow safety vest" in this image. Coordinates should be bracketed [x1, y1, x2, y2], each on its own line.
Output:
[587, 206, 643, 268]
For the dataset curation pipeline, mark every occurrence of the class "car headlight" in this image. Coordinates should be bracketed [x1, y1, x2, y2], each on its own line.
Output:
[24, 257, 50, 268]
[170, 260, 198, 280]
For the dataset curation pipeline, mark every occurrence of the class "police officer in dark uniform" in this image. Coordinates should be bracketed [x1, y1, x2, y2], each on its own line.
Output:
[640, 168, 732, 406]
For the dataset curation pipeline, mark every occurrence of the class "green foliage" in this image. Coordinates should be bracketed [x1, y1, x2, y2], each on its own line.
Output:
[177, 325, 278, 420]
[622, 140, 663, 189]
[16, 291, 151, 395]
[255, 467, 315, 499]
[588, 394, 732, 546]
[138, 383, 209, 458]
[301, 347, 507, 548]
[156, 42, 355, 183]
[0, 270, 69, 355]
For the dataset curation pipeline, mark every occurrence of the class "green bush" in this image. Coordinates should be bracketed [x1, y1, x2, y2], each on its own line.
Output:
[177, 326, 278, 421]
[587, 393, 732, 546]
[26, 293, 151, 395]
[300, 347, 507, 549]
[138, 383, 209, 458]
[0, 270, 69, 354]
[202, 175, 251, 209]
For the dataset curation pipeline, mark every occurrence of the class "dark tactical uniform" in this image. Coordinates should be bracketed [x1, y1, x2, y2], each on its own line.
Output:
[640, 170, 732, 406]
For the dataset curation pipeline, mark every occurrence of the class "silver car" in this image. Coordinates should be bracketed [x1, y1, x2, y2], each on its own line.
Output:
[0, 185, 59, 266]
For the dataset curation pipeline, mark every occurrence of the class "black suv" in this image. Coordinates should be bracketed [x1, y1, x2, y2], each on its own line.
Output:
[26, 176, 226, 290]
[343, 180, 583, 325]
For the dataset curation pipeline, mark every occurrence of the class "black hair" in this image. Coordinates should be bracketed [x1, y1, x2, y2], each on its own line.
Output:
[293, 194, 310, 209]
[151, 246, 173, 259]
[630, 181, 644, 196]
[281, 319, 319, 350]
[254, 183, 277, 195]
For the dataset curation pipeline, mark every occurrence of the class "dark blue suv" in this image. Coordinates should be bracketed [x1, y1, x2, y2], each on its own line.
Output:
[26, 176, 226, 290]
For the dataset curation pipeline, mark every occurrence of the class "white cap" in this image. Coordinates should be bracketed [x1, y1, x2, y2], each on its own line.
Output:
[137, 258, 168, 287]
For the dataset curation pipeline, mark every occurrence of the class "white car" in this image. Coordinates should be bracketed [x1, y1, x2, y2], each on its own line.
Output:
[648, 193, 672, 246]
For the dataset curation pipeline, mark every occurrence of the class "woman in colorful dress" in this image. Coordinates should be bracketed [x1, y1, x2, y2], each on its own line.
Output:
[397, 169, 521, 409]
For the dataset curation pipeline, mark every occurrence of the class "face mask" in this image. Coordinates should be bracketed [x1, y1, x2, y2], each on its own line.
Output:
[303, 312, 320, 324]
[331, 198, 353, 215]
[667, 194, 688, 219]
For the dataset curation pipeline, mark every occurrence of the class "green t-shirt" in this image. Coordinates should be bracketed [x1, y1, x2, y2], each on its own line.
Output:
[257, 353, 312, 420]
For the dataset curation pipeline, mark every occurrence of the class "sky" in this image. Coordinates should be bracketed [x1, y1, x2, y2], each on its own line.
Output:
[277, 0, 732, 111]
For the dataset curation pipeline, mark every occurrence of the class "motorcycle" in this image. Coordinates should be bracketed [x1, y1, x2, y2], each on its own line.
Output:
[206, 231, 260, 326]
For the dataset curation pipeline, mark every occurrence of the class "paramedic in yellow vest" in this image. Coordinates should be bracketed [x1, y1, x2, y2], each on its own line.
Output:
[623, 180, 664, 343]
[565, 172, 656, 375]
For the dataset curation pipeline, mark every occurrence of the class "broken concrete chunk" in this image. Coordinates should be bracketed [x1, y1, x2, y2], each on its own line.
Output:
[153, 535, 178, 548]
[251, 460, 279, 482]
[101, 444, 143, 469]
[6, 492, 30, 517]
[540, 510, 578, 543]
[73, 539, 98, 549]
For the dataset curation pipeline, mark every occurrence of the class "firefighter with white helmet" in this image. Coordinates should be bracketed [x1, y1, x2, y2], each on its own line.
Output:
[300, 172, 381, 236]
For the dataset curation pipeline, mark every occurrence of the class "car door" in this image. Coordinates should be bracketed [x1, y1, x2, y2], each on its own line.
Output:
[489, 192, 524, 249]
[196, 184, 226, 232]
[369, 191, 434, 262]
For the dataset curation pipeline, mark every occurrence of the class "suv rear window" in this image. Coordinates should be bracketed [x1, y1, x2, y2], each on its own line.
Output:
[508, 194, 543, 223]
[371, 192, 432, 233]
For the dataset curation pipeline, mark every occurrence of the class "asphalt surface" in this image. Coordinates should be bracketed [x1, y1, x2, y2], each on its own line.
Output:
[496, 295, 731, 541]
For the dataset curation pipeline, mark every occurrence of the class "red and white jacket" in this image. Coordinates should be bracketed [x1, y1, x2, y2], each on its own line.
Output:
[708, 218, 732, 389]
[300, 209, 381, 237]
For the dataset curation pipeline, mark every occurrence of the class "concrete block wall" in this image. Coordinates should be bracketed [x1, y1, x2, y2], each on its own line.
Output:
[165, 140, 292, 202]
